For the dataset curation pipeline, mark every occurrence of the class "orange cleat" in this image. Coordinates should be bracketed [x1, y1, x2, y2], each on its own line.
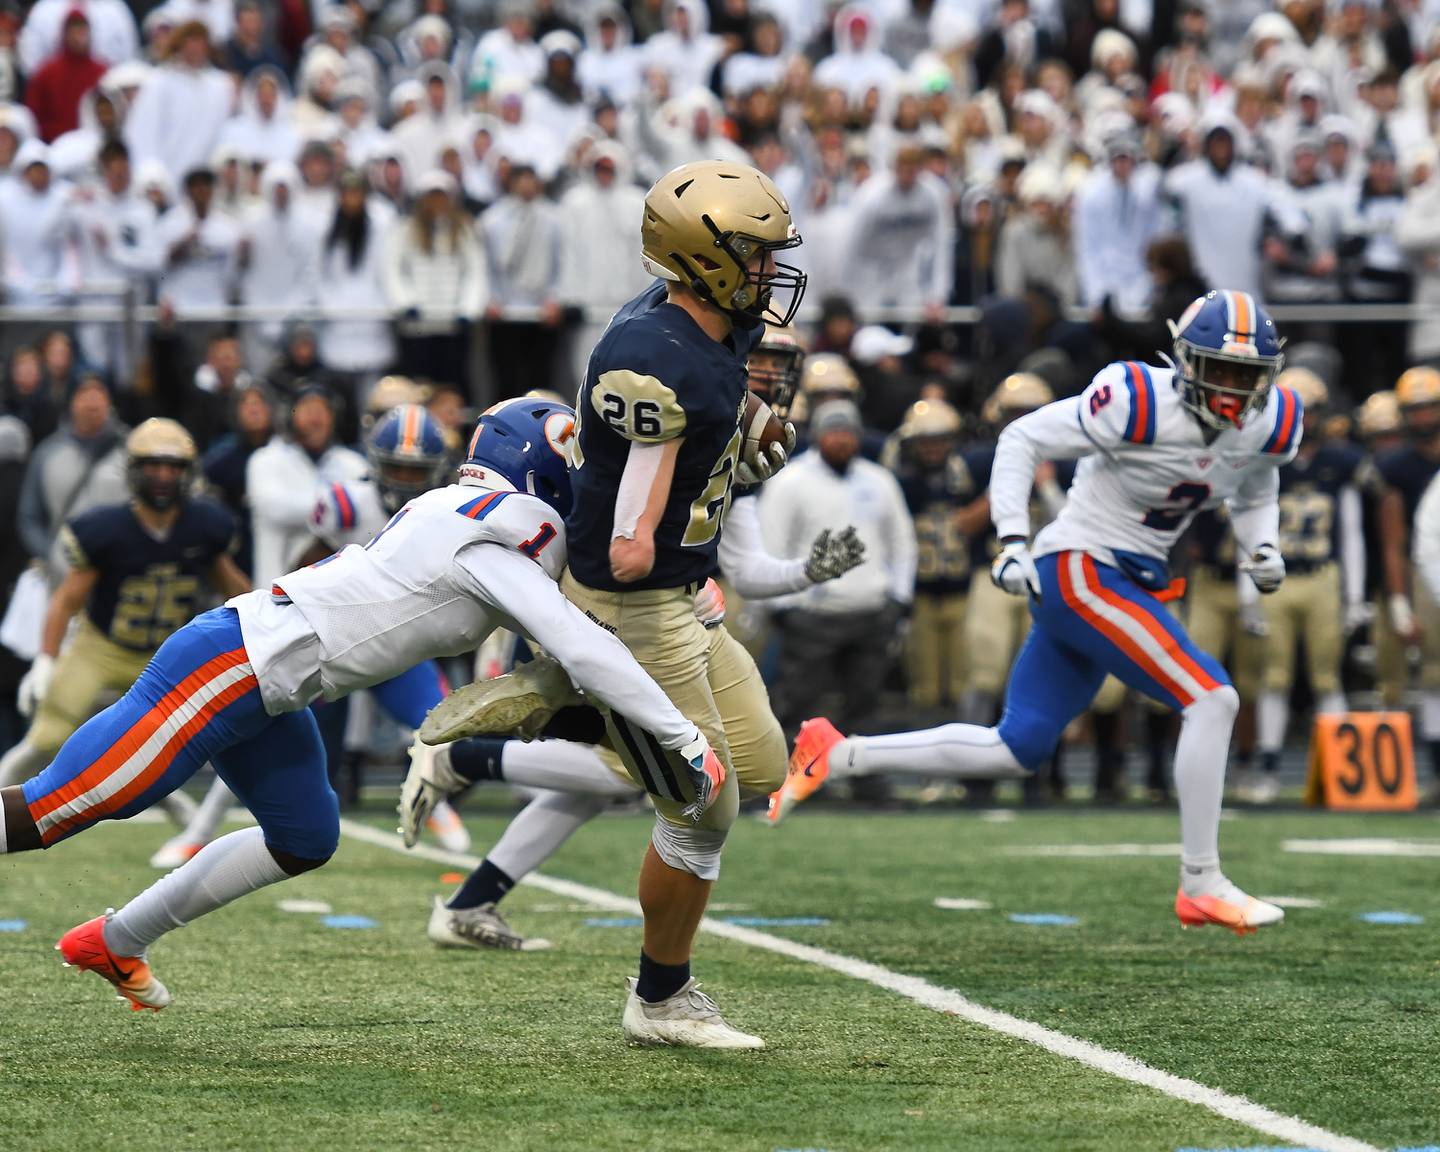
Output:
[56, 913, 172, 1012]
[1175, 887, 1284, 936]
[767, 717, 845, 825]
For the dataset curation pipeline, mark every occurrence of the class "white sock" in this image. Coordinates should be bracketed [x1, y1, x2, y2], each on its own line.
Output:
[1316, 691, 1347, 716]
[177, 777, 235, 846]
[158, 790, 198, 828]
[104, 827, 287, 957]
[1175, 687, 1238, 888]
[1421, 693, 1440, 741]
[486, 790, 610, 881]
[501, 740, 639, 798]
[830, 724, 1025, 779]
[1256, 690, 1288, 755]
[0, 739, 46, 787]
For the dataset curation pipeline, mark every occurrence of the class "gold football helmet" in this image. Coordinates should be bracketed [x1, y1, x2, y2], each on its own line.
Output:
[898, 398, 963, 441]
[747, 325, 805, 417]
[641, 160, 806, 328]
[126, 418, 197, 511]
[1276, 366, 1328, 411]
[1396, 366, 1440, 409]
[365, 375, 428, 431]
[1356, 389, 1401, 438]
[982, 373, 1054, 426]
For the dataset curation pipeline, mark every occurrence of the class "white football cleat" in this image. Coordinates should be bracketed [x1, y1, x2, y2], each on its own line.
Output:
[426, 895, 551, 951]
[149, 836, 206, 871]
[398, 736, 466, 849]
[1175, 877, 1285, 935]
[1246, 773, 1281, 805]
[425, 800, 471, 853]
[622, 977, 765, 1049]
[419, 654, 581, 745]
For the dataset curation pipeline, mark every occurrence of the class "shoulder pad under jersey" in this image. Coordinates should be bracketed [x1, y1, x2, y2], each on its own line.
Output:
[1253, 384, 1304, 464]
[450, 489, 569, 582]
[1079, 360, 1163, 449]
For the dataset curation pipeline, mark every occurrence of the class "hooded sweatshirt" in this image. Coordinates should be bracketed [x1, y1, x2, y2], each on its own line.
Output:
[392, 61, 466, 181]
[814, 5, 901, 103]
[218, 66, 300, 167]
[124, 48, 233, 180]
[578, 3, 640, 107]
[239, 162, 319, 339]
[18, 0, 139, 75]
[557, 143, 651, 311]
[24, 12, 109, 142]
[0, 145, 72, 303]
[48, 83, 125, 179]
[643, 0, 723, 98]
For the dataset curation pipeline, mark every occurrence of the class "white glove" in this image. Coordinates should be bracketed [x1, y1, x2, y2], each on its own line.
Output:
[1342, 601, 1373, 636]
[1389, 593, 1418, 638]
[1240, 543, 1286, 594]
[804, 526, 866, 583]
[991, 539, 1041, 599]
[18, 653, 54, 718]
[693, 577, 726, 628]
[736, 421, 797, 485]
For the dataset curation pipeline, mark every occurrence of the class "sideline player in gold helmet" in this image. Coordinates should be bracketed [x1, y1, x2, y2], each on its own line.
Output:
[0, 420, 251, 805]
[889, 399, 983, 712]
[418, 161, 805, 1048]
[1376, 368, 1440, 730]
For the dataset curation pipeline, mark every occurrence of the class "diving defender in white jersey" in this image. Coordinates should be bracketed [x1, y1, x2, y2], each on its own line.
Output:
[0, 399, 725, 1010]
[773, 290, 1301, 935]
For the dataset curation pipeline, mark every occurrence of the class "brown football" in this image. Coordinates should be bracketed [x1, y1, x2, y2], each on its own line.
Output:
[742, 391, 786, 472]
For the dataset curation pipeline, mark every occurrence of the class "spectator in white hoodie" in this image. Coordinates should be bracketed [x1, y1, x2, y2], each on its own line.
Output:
[64, 138, 158, 376]
[0, 140, 70, 305]
[643, 0, 723, 98]
[383, 169, 487, 389]
[237, 161, 319, 369]
[124, 21, 232, 183]
[218, 66, 298, 168]
[471, 0, 545, 90]
[246, 385, 366, 586]
[392, 61, 466, 185]
[153, 165, 241, 323]
[317, 170, 396, 382]
[578, 3, 641, 108]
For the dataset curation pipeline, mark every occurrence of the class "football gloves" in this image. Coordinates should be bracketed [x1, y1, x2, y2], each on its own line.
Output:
[804, 526, 866, 584]
[693, 577, 727, 627]
[736, 421, 797, 486]
[1240, 543, 1285, 594]
[17, 652, 53, 718]
[991, 539, 1041, 599]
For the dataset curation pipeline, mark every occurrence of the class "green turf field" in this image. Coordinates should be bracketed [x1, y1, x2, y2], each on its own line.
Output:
[3, 798, 1438, 1152]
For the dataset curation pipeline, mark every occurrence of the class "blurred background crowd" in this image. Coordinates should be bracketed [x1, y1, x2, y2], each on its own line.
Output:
[3, 0, 1440, 808]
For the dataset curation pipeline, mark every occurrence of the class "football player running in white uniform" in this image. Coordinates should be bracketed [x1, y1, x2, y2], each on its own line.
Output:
[150, 403, 471, 868]
[771, 291, 1301, 935]
[0, 400, 727, 1011]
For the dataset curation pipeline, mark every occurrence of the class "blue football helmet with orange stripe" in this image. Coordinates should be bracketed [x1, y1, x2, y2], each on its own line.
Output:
[1168, 290, 1284, 431]
[367, 403, 450, 512]
[459, 397, 577, 518]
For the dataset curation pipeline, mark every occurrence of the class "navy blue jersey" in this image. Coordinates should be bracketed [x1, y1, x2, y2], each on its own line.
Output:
[60, 498, 235, 651]
[962, 442, 1075, 572]
[1185, 507, 1236, 574]
[1277, 442, 1363, 569]
[1375, 444, 1440, 521]
[567, 283, 763, 591]
[896, 453, 983, 596]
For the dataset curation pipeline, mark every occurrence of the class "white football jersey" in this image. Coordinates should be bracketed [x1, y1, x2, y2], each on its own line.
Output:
[991, 361, 1303, 571]
[309, 478, 389, 551]
[227, 483, 696, 751]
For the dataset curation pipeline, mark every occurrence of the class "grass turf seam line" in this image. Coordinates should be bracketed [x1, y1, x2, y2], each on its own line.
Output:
[337, 818, 1381, 1152]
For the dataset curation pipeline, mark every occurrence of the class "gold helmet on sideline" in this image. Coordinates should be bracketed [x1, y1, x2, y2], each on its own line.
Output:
[983, 373, 1054, 426]
[1276, 366, 1328, 411]
[126, 418, 197, 511]
[898, 398, 963, 442]
[1356, 390, 1402, 438]
[1395, 366, 1440, 409]
[640, 160, 807, 328]
[748, 325, 805, 417]
[364, 376, 428, 431]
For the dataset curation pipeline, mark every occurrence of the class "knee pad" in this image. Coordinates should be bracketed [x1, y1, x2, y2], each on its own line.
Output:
[1189, 683, 1240, 722]
[650, 816, 728, 881]
[996, 705, 1065, 772]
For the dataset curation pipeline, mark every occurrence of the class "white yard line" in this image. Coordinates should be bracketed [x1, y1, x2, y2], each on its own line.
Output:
[339, 818, 1380, 1152]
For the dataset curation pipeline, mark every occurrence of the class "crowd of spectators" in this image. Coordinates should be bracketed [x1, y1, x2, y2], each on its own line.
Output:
[2, 0, 1440, 800]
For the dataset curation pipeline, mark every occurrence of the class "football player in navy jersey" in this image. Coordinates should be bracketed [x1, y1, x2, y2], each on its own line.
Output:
[0, 420, 250, 792]
[1375, 368, 1440, 779]
[424, 160, 807, 1048]
[1250, 369, 1367, 801]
